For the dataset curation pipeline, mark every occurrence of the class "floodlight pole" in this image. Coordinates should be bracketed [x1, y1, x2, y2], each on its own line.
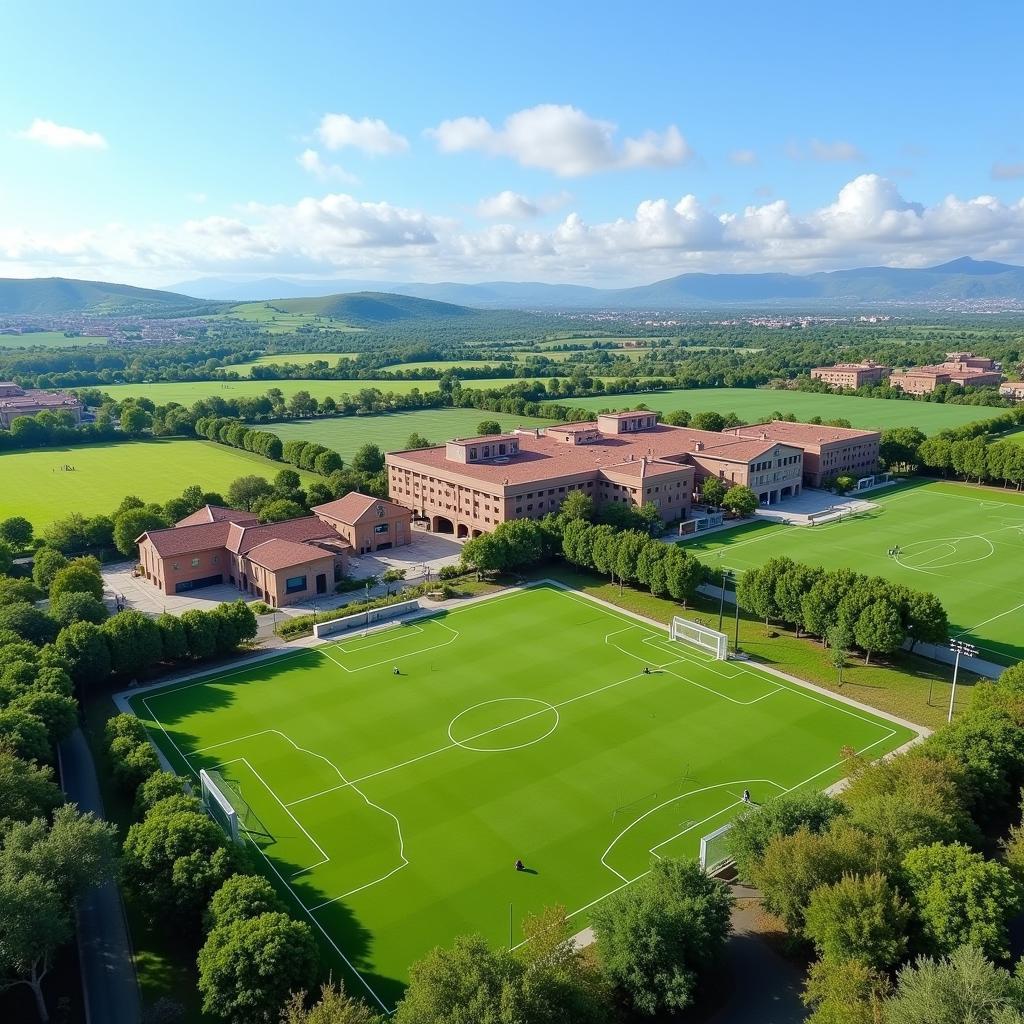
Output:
[948, 639, 978, 723]
[717, 570, 727, 634]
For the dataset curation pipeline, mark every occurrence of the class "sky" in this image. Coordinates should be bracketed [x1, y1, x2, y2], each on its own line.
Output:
[1, 0, 1023, 288]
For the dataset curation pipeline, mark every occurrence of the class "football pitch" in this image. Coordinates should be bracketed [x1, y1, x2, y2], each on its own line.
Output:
[128, 585, 915, 1010]
[682, 480, 1024, 665]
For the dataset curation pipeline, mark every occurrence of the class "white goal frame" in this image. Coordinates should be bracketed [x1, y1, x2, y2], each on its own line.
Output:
[200, 768, 240, 844]
[699, 821, 735, 872]
[671, 616, 728, 660]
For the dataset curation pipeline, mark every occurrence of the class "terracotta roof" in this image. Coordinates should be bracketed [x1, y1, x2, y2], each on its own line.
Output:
[245, 539, 333, 571]
[601, 458, 692, 480]
[226, 517, 336, 555]
[312, 492, 407, 525]
[727, 420, 880, 447]
[140, 521, 233, 556]
[448, 433, 519, 445]
[175, 505, 259, 527]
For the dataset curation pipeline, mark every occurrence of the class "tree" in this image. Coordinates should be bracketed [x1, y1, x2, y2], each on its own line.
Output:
[135, 770, 185, 815]
[854, 600, 904, 665]
[662, 546, 702, 604]
[49, 559, 104, 602]
[381, 568, 406, 596]
[901, 842, 1023, 959]
[803, 872, 910, 968]
[802, 957, 889, 1024]
[227, 475, 274, 512]
[883, 945, 1024, 1024]
[0, 746, 62, 824]
[0, 516, 33, 550]
[591, 858, 732, 1016]
[281, 982, 381, 1024]
[403, 433, 433, 450]
[721, 484, 758, 517]
[558, 490, 594, 523]
[53, 621, 111, 692]
[205, 874, 285, 931]
[879, 427, 926, 472]
[776, 563, 823, 636]
[156, 613, 188, 661]
[827, 626, 849, 685]
[49, 591, 108, 628]
[120, 405, 153, 436]
[102, 610, 163, 677]
[31, 549, 67, 591]
[691, 411, 725, 432]
[198, 912, 319, 1024]
[113, 508, 169, 557]
[701, 476, 727, 508]
[0, 576, 42, 607]
[351, 444, 384, 475]
[476, 420, 503, 435]
[736, 565, 781, 629]
[901, 590, 949, 652]
[0, 603, 58, 646]
[259, 499, 306, 523]
[179, 610, 219, 660]
[211, 601, 258, 653]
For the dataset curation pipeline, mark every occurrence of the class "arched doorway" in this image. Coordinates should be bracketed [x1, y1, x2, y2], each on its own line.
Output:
[456, 523, 469, 539]
[432, 515, 455, 534]
[471, 529, 483, 538]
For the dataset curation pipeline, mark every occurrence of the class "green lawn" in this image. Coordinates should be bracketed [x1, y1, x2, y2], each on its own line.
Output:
[681, 480, 1024, 665]
[130, 584, 913, 1010]
[271, 408, 553, 457]
[546, 387, 1005, 432]
[219, 303, 365, 334]
[0, 331, 108, 348]
[0, 439, 316, 526]
[1004, 428, 1024, 447]
[225, 353, 361, 375]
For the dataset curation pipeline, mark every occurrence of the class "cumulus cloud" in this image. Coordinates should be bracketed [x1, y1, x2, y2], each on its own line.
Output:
[429, 104, 691, 177]
[297, 149, 359, 184]
[19, 118, 107, 150]
[729, 149, 758, 165]
[317, 114, 408, 155]
[475, 189, 571, 220]
[992, 161, 1024, 181]
[6, 175, 1024, 283]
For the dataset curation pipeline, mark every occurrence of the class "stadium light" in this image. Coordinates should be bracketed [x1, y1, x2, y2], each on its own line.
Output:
[948, 639, 978, 723]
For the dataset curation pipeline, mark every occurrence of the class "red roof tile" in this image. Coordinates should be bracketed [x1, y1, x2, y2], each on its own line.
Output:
[175, 505, 259, 527]
[245, 539, 334, 571]
[226, 517, 337, 555]
[312, 492, 407, 525]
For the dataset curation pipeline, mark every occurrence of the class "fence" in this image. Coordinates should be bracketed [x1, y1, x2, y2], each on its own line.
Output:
[312, 599, 422, 639]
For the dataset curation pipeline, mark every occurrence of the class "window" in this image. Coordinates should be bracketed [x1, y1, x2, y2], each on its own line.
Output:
[191, 558, 200, 567]
[374, 523, 389, 534]
[212, 555, 219, 565]
[172, 562, 180, 571]
[285, 576, 307, 595]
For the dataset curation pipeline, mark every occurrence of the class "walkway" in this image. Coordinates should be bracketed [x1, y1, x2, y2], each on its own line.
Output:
[59, 729, 141, 1024]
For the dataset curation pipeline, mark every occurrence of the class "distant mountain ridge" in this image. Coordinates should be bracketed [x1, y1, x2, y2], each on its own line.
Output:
[0, 277, 225, 316]
[258, 291, 477, 324]
[171, 257, 1024, 308]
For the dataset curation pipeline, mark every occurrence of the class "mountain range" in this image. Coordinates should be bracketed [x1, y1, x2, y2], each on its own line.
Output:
[4, 258, 1024, 318]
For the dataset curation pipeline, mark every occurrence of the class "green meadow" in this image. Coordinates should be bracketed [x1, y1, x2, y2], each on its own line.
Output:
[0, 331, 109, 348]
[225, 353, 362, 375]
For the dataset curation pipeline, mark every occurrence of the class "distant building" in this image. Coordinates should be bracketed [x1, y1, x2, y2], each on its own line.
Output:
[811, 361, 891, 389]
[385, 412, 881, 537]
[1000, 382, 1024, 402]
[136, 496, 412, 605]
[890, 353, 1003, 395]
[0, 382, 83, 429]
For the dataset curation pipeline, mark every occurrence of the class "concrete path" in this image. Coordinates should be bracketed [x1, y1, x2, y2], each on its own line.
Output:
[60, 729, 142, 1024]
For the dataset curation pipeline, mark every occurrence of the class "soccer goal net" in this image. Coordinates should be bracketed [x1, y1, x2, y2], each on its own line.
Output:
[200, 768, 246, 844]
[699, 821, 735, 873]
[671, 617, 728, 660]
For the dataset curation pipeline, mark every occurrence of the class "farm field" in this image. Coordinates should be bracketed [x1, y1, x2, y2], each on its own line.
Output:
[681, 480, 1024, 665]
[219, 302, 365, 334]
[546, 387, 1003, 432]
[271, 408, 553, 457]
[129, 584, 914, 1010]
[379, 359, 513, 373]
[0, 439, 316, 526]
[0, 331, 108, 348]
[225, 353, 361, 375]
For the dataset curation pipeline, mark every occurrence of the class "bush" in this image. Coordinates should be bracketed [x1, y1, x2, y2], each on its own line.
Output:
[49, 591, 109, 628]
[32, 548, 68, 590]
[49, 559, 104, 602]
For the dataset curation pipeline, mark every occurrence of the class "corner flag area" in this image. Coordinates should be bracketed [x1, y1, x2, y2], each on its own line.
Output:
[128, 584, 915, 1012]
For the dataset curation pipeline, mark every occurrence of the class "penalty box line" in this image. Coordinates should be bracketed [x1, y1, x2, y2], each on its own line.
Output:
[318, 619, 460, 674]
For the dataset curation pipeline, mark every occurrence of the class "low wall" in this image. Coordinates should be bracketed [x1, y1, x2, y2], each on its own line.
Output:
[313, 599, 422, 639]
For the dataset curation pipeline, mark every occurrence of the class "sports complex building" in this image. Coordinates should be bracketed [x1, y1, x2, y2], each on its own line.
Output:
[386, 411, 880, 536]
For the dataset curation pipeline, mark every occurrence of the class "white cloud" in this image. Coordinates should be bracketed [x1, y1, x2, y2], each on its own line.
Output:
[476, 189, 571, 220]
[18, 118, 107, 150]
[317, 114, 408, 155]
[429, 104, 692, 177]
[992, 161, 1024, 181]
[6, 175, 1024, 284]
[729, 149, 758, 165]
[297, 149, 360, 184]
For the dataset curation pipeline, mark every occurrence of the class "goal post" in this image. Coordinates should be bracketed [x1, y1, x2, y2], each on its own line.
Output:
[671, 616, 728, 660]
[200, 768, 242, 844]
[699, 821, 735, 873]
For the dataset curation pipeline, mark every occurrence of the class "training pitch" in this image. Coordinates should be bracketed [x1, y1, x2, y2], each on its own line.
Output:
[128, 584, 915, 1010]
[683, 480, 1024, 665]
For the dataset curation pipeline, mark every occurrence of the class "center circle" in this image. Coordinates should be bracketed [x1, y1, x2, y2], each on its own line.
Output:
[447, 697, 560, 753]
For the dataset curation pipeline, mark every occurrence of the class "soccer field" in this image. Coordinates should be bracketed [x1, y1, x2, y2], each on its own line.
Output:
[682, 481, 1024, 665]
[128, 585, 914, 1010]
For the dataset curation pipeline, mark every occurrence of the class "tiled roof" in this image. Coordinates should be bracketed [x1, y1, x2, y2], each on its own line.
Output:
[226, 517, 336, 555]
[140, 521, 233, 556]
[175, 505, 259, 527]
[727, 420, 879, 446]
[245, 539, 333, 571]
[311, 492, 405, 525]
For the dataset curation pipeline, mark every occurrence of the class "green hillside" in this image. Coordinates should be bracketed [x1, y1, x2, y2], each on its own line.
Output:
[0, 277, 224, 316]
[266, 291, 477, 323]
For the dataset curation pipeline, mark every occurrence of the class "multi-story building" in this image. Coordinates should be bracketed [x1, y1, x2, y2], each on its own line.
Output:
[0, 381, 83, 428]
[386, 411, 813, 537]
[136, 494, 412, 605]
[811, 362, 891, 389]
[890, 353, 1003, 395]
[723, 421, 881, 487]
[999, 382, 1024, 402]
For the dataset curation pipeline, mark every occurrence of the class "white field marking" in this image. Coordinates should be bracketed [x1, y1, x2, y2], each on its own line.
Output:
[953, 597, 1024, 639]
[326, 622, 425, 655]
[895, 534, 995, 573]
[319, 618, 459, 674]
[192, 728, 277, 756]
[448, 698, 560, 752]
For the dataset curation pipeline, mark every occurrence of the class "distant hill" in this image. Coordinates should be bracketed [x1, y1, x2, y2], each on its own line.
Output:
[0, 277, 225, 316]
[248, 291, 477, 324]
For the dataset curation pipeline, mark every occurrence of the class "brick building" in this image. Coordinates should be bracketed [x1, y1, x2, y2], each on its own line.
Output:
[891, 352, 1003, 395]
[999, 382, 1024, 402]
[0, 382, 83, 428]
[385, 411, 821, 537]
[136, 495, 412, 605]
[811, 362, 891, 389]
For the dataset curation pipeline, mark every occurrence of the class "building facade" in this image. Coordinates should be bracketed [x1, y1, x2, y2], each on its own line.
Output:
[0, 382, 83, 428]
[999, 382, 1024, 402]
[890, 353, 1003, 395]
[811, 362, 891, 389]
[136, 495, 412, 605]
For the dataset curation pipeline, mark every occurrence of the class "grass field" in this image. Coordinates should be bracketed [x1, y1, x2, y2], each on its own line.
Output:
[0, 439, 315, 526]
[271, 408, 553, 457]
[547, 387, 1003, 432]
[681, 480, 1024, 665]
[130, 584, 914, 1009]
[220, 303, 364, 334]
[225, 353, 361, 375]
[0, 331, 108, 348]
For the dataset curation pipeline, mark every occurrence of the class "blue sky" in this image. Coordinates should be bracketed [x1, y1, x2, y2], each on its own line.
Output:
[2, 0, 1022, 287]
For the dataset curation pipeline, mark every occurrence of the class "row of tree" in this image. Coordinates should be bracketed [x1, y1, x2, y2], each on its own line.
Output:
[727, 659, 1024, 1023]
